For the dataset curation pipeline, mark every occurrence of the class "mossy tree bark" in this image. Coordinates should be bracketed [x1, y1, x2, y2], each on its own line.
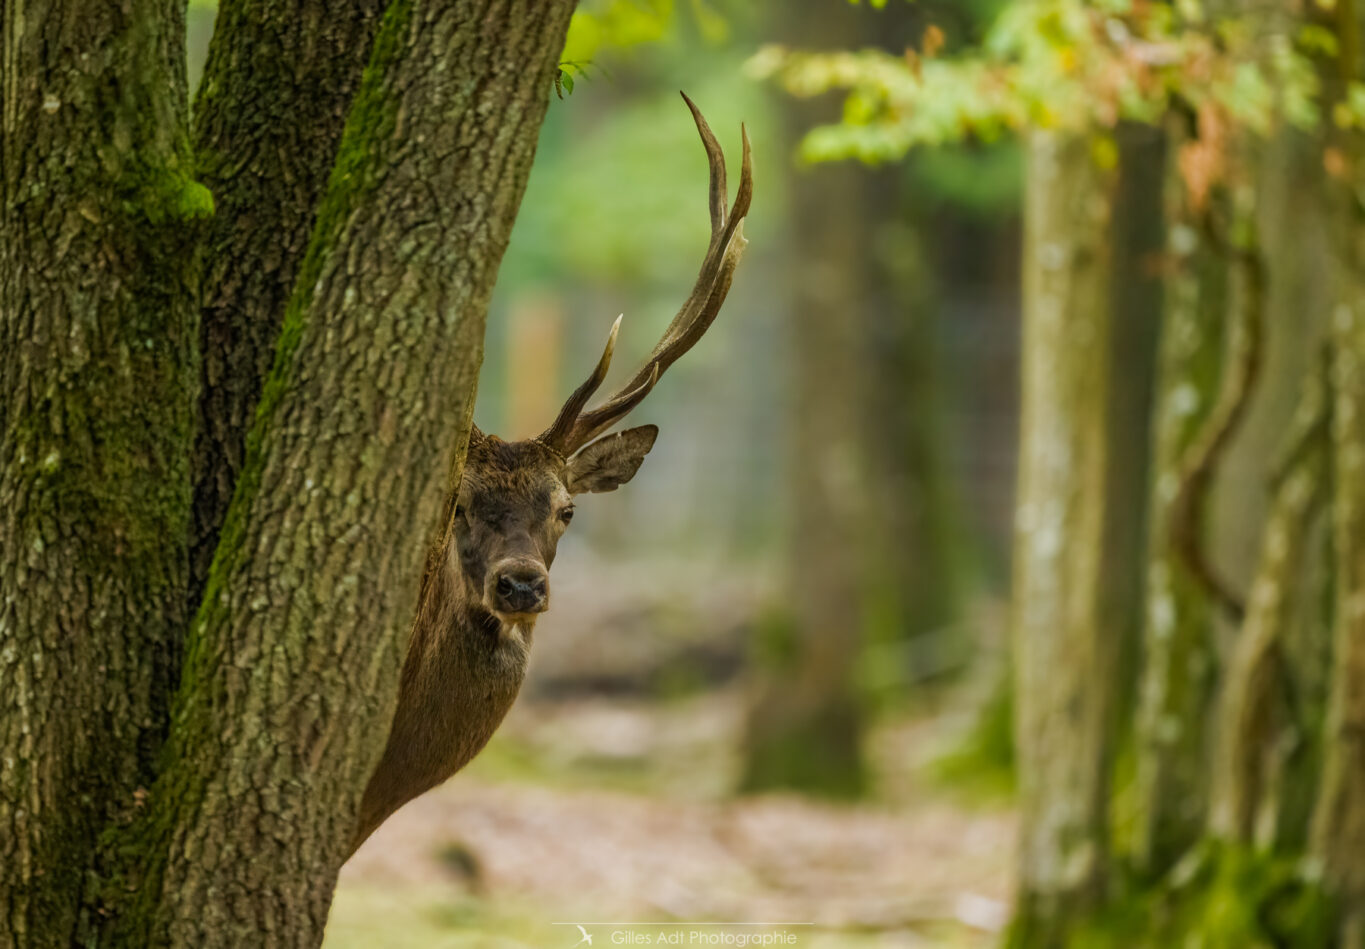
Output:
[1210, 365, 1329, 847]
[1, 0, 575, 944]
[1241, 131, 1336, 858]
[1309, 6, 1365, 944]
[189, 0, 387, 605]
[1104, 126, 1163, 729]
[1315, 289, 1365, 949]
[1313, 121, 1365, 949]
[1131, 118, 1229, 878]
[0, 1, 203, 941]
[1008, 130, 1119, 946]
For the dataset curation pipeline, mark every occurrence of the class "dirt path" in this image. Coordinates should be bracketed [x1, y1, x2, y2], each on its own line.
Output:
[331, 695, 1014, 947]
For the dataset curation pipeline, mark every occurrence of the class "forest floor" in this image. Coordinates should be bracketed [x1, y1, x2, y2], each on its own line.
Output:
[326, 691, 1016, 948]
[324, 554, 1015, 948]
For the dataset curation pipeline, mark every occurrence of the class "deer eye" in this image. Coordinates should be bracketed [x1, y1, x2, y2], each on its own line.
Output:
[559, 506, 575, 525]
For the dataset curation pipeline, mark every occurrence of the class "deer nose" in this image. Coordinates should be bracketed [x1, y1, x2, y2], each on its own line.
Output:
[492, 567, 548, 614]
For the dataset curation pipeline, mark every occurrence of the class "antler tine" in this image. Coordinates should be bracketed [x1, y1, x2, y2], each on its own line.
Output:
[649, 108, 749, 356]
[542, 98, 753, 455]
[576, 363, 660, 445]
[563, 123, 752, 449]
[540, 315, 621, 452]
[682, 91, 727, 237]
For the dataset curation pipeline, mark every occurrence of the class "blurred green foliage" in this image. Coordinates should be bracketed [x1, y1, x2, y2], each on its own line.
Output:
[749, 0, 1328, 166]
[563, 0, 730, 64]
[931, 670, 1016, 799]
[499, 69, 773, 291]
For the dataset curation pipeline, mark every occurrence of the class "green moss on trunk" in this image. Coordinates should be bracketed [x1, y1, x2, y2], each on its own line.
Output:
[1131, 117, 1229, 878]
[0, 2, 203, 942]
[92, 0, 575, 943]
[189, 0, 388, 608]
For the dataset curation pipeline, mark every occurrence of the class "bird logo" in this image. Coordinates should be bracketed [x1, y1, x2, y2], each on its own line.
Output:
[571, 925, 593, 947]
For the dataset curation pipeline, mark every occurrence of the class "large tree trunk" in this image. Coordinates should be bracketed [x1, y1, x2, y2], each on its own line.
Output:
[0, 1, 202, 940]
[1, 0, 575, 944]
[1009, 130, 1118, 946]
[189, 0, 387, 605]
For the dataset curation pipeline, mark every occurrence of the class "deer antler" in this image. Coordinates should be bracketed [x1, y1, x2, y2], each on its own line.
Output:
[541, 93, 753, 456]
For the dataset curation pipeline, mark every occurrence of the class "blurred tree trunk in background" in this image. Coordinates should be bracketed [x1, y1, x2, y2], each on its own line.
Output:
[1009, 131, 1119, 944]
[744, 0, 971, 793]
[742, 0, 873, 798]
[1312, 6, 1365, 937]
[0, 0, 573, 944]
[861, 0, 972, 688]
[1255, 137, 1336, 854]
[741, 141, 871, 799]
[1105, 126, 1162, 752]
[1131, 116, 1226, 878]
[1316, 236, 1365, 948]
[861, 163, 970, 690]
[504, 293, 566, 439]
[1209, 361, 1328, 847]
[1212, 97, 1333, 597]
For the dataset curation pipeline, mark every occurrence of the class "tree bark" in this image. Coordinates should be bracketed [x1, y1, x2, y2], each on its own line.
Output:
[189, 0, 387, 606]
[1103, 123, 1161, 788]
[1009, 130, 1118, 945]
[1209, 364, 1328, 845]
[0, 2, 203, 942]
[2, 0, 574, 944]
[96, 2, 576, 944]
[1313, 142, 1365, 949]
[1132, 118, 1228, 877]
[1309, 5, 1365, 944]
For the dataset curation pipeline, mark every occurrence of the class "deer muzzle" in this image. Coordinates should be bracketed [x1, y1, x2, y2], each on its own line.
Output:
[488, 561, 549, 617]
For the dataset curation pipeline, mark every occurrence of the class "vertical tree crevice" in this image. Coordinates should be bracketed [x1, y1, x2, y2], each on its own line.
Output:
[189, 0, 388, 607]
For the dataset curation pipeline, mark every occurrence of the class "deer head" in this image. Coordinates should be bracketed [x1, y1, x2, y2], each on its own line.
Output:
[451, 93, 752, 631]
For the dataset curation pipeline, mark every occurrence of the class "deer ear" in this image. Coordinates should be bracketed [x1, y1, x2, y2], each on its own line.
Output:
[564, 425, 659, 495]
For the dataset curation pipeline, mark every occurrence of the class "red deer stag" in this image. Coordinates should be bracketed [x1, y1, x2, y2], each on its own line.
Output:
[350, 95, 752, 855]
